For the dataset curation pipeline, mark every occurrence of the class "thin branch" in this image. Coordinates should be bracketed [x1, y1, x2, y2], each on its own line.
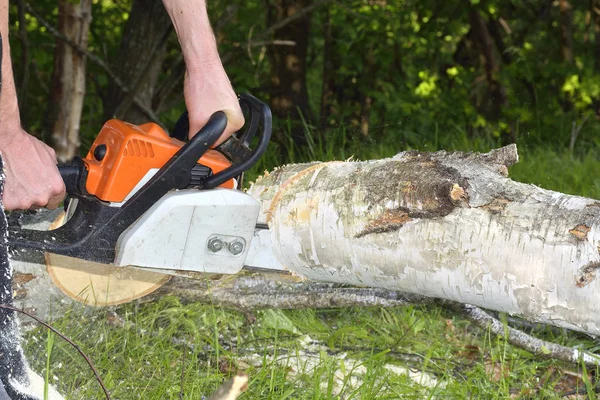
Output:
[178, 338, 187, 400]
[113, 24, 174, 119]
[456, 303, 600, 368]
[16, 0, 30, 128]
[152, 54, 185, 114]
[220, 0, 333, 65]
[24, 2, 166, 128]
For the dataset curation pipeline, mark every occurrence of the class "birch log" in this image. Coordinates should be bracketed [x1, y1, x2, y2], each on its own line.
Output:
[247, 144, 600, 335]
[10, 145, 600, 336]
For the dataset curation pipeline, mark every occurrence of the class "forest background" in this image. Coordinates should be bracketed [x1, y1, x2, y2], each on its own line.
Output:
[8, 0, 600, 398]
[8, 0, 600, 195]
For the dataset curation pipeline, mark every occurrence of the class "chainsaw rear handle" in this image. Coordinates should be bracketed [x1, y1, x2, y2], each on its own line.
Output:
[172, 93, 272, 189]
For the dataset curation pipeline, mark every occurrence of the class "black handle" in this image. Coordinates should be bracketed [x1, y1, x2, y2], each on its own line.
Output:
[57, 158, 87, 197]
[170, 93, 272, 189]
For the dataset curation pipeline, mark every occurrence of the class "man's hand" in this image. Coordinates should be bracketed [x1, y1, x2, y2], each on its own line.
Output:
[0, 129, 66, 210]
[184, 65, 245, 146]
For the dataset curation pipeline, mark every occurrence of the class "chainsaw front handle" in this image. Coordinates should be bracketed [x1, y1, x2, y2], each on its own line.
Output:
[171, 93, 272, 189]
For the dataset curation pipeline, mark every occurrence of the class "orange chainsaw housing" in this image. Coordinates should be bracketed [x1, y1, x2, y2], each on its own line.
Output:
[82, 120, 234, 203]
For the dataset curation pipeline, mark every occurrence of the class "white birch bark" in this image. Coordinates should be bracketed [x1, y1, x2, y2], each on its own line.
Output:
[247, 145, 600, 335]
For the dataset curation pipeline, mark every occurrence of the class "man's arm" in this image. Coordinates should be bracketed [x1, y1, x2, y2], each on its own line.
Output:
[162, 0, 244, 145]
[0, 0, 65, 210]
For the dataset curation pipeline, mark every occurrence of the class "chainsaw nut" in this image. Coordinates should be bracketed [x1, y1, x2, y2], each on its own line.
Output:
[229, 240, 244, 255]
[207, 238, 224, 253]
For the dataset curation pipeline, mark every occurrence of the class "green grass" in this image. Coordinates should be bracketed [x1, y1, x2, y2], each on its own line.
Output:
[22, 300, 600, 399]
[21, 123, 600, 399]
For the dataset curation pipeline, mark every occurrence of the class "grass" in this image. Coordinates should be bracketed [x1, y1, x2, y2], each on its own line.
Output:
[22, 300, 600, 398]
[21, 122, 600, 399]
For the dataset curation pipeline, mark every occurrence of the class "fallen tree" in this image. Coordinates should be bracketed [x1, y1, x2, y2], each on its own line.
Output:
[9, 145, 600, 339]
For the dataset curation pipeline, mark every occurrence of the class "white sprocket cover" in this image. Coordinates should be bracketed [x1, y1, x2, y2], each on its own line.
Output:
[114, 188, 260, 274]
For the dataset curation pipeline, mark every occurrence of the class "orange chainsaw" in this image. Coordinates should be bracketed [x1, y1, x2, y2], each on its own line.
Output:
[8, 94, 285, 305]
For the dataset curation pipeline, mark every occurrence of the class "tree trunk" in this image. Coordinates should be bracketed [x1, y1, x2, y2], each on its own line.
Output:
[468, 10, 513, 141]
[267, 0, 312, 145]
[43, 0, 92, 162]
[319, 8, 334, 128]
[560, 0, 575, 64]
[102, 0, 171, 124]
[11, 145, 600, 336]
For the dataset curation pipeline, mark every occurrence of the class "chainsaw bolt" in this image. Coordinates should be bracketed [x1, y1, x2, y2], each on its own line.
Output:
[229, 240, 244, 255]
[207, 238, 224, 253]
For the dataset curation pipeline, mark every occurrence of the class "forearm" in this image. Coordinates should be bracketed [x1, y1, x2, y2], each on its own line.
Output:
[0, 0, 20, 132]
[162, 0, 221, 74]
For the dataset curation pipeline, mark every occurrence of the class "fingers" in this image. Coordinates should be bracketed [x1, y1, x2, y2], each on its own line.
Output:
[184, 69, 245, 146]
[1, 133, 66, 211]
[215, 109, 245, 146]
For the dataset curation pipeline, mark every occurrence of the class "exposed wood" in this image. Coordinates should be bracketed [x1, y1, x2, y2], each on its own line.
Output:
[45, 213, 169, 306]
[207, 373, 248, 400]
[43, 0, 92, 162]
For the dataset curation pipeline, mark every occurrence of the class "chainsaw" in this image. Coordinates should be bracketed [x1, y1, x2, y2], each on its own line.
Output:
[8, 94, 287, 305]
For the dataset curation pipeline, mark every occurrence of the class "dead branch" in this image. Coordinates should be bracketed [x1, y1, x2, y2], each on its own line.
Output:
[456, 303, 600, 368]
